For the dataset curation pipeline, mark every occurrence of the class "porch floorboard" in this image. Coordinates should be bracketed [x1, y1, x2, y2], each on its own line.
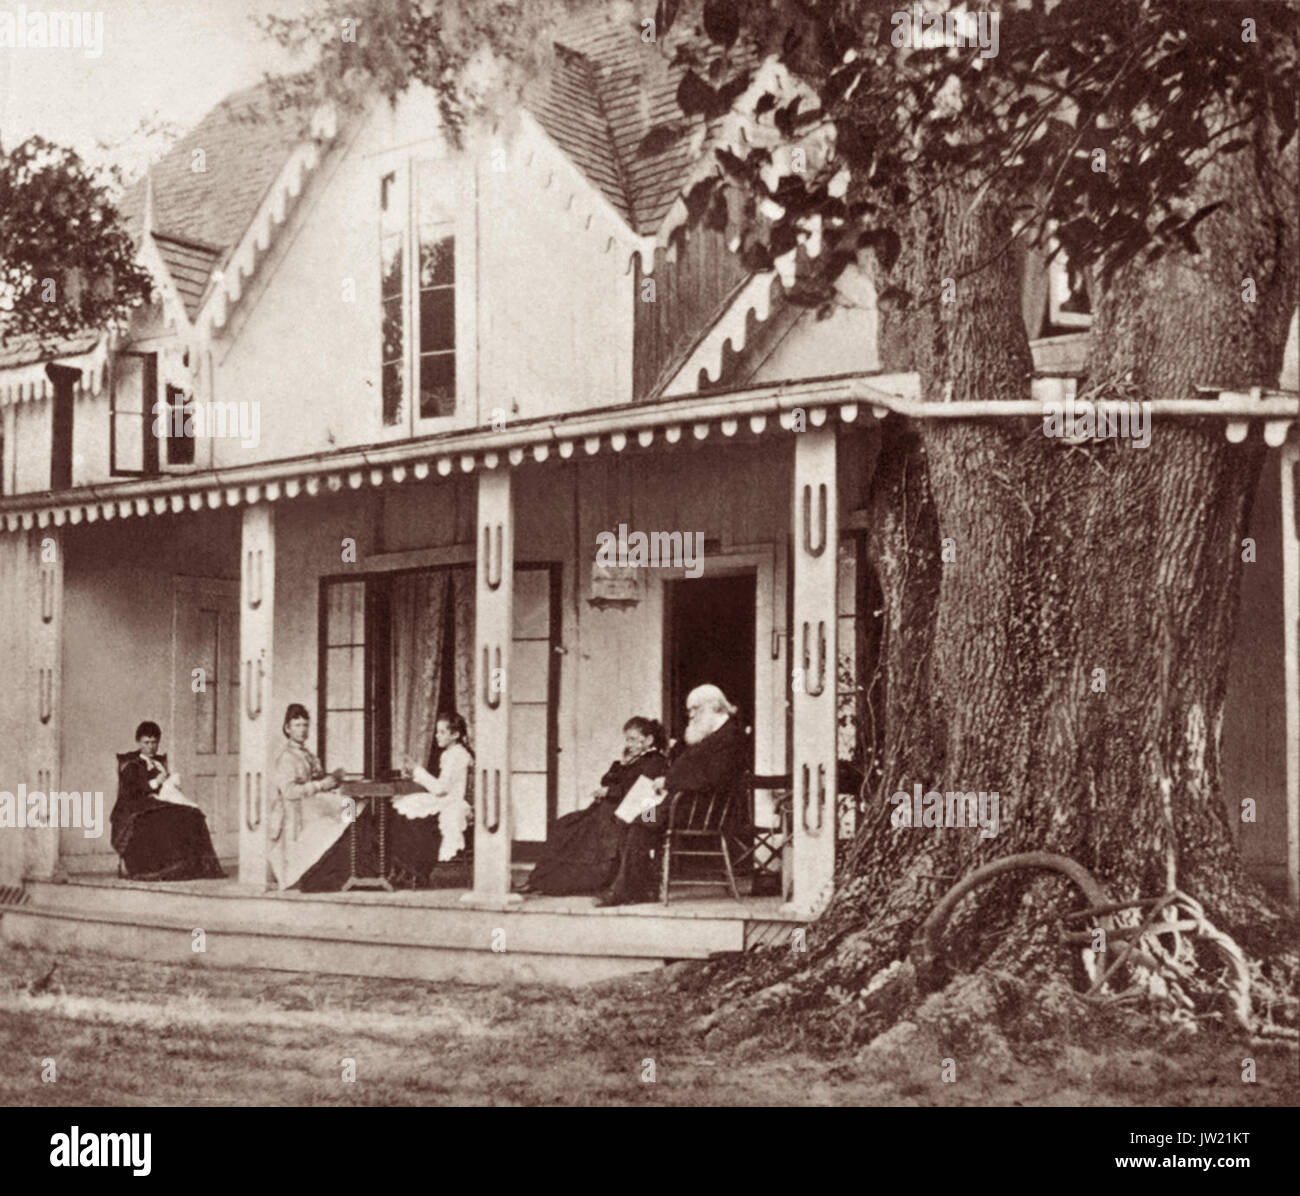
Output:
[2, 873, 804, 987]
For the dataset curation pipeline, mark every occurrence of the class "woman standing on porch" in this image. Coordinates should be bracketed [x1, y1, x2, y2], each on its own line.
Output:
[111, 721, 226, 881]
[269, 703, 378, 891]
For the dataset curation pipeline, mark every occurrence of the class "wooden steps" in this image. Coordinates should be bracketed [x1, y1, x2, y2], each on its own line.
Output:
[2, 877, 801, 986]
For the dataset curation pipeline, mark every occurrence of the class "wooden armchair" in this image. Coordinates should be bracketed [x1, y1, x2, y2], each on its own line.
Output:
[658, 785, 743, 903]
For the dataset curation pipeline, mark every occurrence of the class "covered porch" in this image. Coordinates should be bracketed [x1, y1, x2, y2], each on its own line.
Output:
[1, 375, 910, 977]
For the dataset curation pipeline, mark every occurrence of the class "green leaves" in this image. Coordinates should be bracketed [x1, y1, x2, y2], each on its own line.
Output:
[0, 136, 154, 347]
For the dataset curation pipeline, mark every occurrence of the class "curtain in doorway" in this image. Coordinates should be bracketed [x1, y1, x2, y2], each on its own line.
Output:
[390, 571, 449, 772]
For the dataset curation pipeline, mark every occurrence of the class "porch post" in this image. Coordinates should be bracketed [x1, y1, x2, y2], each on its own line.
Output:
[787, 428, 838, 917]
[29, 527, 63, 879]
[1280, 437, 1300, 907]
[239, 505, 275, 886]
[465, 467, 519, 906]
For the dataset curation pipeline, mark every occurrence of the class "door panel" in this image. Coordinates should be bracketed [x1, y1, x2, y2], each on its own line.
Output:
[510, 565, 557, 847]
[172, 578, 240, 861]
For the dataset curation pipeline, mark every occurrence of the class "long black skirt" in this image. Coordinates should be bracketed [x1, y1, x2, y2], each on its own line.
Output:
[114, 803, 226, 881]
[527, 801, 627, 895]
[295, 806, 443, 891]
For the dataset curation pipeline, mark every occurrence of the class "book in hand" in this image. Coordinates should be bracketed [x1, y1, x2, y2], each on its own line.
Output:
[614, 775, 664, 824]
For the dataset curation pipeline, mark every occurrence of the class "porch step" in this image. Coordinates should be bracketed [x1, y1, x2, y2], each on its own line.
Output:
[0, 901, 655, 986]
[0, 878, 792, 986]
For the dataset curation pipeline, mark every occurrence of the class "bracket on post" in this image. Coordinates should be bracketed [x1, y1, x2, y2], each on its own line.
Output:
[483, 523, 503, 591]
[802, 483, 827, 557]
[479, 768, 502, 833]
[802, 621, 827, 696]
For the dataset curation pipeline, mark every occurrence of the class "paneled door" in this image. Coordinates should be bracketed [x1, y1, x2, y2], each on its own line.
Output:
[172, 577, 241, 863]
[510, 564, 559, 858]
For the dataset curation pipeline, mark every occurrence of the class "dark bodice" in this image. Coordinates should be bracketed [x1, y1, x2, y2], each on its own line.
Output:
[598, 750, 668, 804]
[114, 751, 168, 811]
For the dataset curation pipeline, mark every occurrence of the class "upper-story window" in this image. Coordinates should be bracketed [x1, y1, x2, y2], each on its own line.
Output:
[111, 352, 158, 477]
[380, 160, 457, 431]
[164, 385, 196, 466]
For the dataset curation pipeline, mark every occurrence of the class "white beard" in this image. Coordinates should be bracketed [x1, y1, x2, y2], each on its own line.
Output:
[684, 712, 725, 745]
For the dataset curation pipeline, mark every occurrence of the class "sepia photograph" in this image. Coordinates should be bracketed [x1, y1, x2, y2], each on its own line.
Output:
[0, 0, 1297, 1152]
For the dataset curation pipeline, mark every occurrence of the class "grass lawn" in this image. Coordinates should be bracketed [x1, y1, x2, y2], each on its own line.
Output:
[0, 941, 1294, 1106]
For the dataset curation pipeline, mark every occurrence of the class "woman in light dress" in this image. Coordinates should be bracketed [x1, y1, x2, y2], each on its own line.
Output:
[388, 711, 474, 885]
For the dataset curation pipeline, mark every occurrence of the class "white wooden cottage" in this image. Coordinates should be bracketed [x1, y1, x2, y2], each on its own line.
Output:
[0, 14, 1296, 982]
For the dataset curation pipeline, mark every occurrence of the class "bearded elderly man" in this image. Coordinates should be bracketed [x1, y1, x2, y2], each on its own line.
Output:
[596, 684, 751, 907]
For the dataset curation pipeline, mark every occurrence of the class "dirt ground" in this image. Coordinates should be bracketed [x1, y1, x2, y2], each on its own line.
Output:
[0, 942, 1295, 1106]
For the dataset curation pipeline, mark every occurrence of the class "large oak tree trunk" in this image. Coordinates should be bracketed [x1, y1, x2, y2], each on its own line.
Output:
[797, 127, 1297, 1008]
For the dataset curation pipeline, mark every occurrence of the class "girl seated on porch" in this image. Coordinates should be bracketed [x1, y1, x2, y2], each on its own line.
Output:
[520, 717, 668, 896]
[269, 703, 473, 891]
[388, 711, 475, 886]
[111, 721, 226, 881]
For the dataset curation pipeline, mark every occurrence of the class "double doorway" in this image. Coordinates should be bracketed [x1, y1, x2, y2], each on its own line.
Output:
[319, 561, 560, 855]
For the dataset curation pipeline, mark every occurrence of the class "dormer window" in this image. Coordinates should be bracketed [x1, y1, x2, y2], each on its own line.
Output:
[379, 159, 459, 432]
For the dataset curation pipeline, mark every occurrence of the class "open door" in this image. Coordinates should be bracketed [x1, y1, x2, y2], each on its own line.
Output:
[665, 572, 756, 740]
[172, 577, 241, 863]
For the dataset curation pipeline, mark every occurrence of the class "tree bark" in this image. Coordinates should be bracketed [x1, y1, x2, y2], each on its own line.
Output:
[801, 126, 1297, 1004]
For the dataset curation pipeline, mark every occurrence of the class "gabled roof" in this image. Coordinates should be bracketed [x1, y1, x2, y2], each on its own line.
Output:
[34, 13, 726, 361]
[531, 12, 730, 237]
[134, 82, 301, 252]
[151, 233, 225, 321]
[122, 82, 305, 323]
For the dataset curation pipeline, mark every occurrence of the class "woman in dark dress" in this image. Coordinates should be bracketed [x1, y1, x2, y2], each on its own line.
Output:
[110, 721, 226, 881]
[523, 717, 668, 896]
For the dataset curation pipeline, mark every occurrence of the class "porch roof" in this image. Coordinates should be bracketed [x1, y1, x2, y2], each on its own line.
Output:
[2, 371, 1298, 532]
[0, 371, 911, 530]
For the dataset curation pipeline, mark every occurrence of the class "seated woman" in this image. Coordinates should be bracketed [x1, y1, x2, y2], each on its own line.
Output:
[387, 711, 475, 887]
[523, 717, 668, 896]
[270, 703, 379, 891]
[110, 721, 225, 881]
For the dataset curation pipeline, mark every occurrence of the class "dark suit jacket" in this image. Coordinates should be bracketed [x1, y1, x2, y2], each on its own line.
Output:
[666, 717, 748, 791]
[664, 717, 751, 840]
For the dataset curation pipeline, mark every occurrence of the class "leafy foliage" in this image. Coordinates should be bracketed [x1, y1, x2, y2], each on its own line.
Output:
[266, 0, 1296, 314]
[258, 0, 579, 144]
[664, 0, 1298, 304]
[0, 136, 154, 346]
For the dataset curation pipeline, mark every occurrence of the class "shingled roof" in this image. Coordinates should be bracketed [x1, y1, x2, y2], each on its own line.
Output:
[151, 233, 226, 321]
[119, 14, 725, 327]
[144, 82, 301, 252]
[122, 81, 303, 322]
[531, 12, 720, 237]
